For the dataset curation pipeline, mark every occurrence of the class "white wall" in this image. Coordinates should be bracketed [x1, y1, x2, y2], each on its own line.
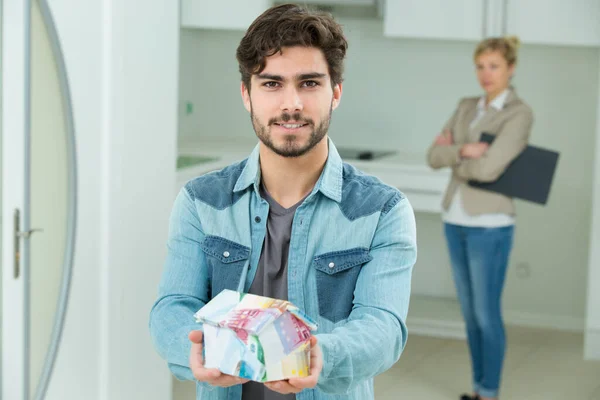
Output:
[178, 18, 599, 326]
[585, 57, 600, 359]
[0, 1, 3, 384]
[43, 0, 178, 399]
[98, 1, 179, 398]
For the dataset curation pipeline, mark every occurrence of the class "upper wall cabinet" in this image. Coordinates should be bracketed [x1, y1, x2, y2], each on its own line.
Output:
[384, 0, 486, 42]
[383, 0, 600, 48]
[505, 0, 600, 47]
[300, 0, 376, 4]
[181, 0, 272, 30]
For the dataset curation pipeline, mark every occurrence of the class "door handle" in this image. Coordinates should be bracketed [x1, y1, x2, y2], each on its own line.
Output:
[13, 208, 44, 278]
[16, 228, 44, 238]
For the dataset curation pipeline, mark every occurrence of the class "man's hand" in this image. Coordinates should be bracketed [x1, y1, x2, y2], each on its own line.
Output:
[189, 330, 249, 388]
[460, 142, 489, 159]
[264, 336, 323, 395]
[434, 129, 453, 146]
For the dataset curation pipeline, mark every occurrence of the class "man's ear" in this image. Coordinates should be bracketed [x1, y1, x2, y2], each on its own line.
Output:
[241, 82, 251, 112]
[331, 83, 342, 111]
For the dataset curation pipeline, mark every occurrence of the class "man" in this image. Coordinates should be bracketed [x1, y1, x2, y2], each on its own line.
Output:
[149, 4, 417, 400]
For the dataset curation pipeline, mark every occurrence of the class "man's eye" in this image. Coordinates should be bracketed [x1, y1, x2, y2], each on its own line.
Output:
[302, 81, 319, 88]
[264, 81, 280, 88]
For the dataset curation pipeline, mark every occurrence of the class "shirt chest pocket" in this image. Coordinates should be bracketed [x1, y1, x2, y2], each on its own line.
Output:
[313, 247, 373, 323]
[200, 235, 250, 298]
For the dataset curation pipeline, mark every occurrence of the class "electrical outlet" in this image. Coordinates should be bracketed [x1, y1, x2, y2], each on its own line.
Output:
[185, 101, 194, 116]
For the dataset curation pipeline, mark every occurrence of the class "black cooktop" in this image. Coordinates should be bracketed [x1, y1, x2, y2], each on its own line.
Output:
[336, 148, 396, 161]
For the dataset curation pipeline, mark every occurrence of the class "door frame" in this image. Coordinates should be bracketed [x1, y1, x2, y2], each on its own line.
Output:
[2, 0, 32, 399]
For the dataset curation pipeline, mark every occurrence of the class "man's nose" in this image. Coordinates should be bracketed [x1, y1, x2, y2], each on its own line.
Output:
[280, 87, 303, 113]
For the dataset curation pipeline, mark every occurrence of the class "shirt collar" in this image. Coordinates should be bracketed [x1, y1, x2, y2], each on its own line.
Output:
[233, 142, 262, 194]
[477, 88, 510, 112]
[234, 137, 343, 203]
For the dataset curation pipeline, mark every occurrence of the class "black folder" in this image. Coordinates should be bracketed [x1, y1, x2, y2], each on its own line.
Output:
[467, 133, 559, 205]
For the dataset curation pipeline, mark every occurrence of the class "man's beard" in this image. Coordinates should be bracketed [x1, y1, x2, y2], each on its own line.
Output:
[250, 102, 332, 158]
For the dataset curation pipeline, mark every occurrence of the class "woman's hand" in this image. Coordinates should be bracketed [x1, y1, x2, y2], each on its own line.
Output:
[434, 129, 453, 146]
[460, 142, 489, 159]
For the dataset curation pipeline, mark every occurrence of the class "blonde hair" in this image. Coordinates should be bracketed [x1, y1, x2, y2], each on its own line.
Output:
[474, 35, 521, 65]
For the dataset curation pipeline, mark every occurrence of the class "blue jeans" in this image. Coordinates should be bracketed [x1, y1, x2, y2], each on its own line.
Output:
[444, 223, 514, 398]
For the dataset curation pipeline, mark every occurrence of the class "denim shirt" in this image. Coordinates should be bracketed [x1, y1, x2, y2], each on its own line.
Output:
[149, 139, 417, 400]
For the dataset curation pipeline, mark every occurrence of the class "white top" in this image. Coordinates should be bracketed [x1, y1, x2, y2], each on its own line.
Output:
[442, 89, 516, 227]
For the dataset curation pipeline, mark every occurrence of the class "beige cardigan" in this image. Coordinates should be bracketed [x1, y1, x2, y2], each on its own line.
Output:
[427, 90, 534, 216]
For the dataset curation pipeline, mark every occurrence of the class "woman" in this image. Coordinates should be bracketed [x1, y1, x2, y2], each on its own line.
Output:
[427, 36, 533, 400]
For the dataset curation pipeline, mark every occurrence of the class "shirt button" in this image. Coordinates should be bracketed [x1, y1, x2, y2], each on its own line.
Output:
[328, 262, 335, 268]
[255, 216, 261, 223]
[223, 251, 230, 258]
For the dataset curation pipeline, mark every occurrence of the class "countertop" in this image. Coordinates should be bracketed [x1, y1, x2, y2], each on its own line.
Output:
[177, 137, 448, 176]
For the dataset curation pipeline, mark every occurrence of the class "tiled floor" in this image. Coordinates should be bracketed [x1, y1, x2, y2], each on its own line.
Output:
[173, 326, 600, 399]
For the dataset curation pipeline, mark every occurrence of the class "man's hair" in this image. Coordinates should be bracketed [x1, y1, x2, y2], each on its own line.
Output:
[236, 3, 348, 90]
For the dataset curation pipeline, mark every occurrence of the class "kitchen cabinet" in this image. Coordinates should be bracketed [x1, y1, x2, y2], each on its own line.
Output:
[384, 0, 600, 47]
[383, 0, 486, 42]
[181, 0, 272, 30]
[505, 0, 600, 47]
[300, 0, 376, 5]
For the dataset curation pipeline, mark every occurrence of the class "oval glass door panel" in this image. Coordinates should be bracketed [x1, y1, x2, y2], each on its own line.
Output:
[30, 0, 75, 398]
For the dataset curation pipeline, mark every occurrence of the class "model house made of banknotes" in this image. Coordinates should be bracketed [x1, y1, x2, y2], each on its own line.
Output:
[194, 289, 318, 382]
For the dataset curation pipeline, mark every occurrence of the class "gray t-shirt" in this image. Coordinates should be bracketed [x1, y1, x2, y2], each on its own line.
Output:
[241, 184, 306, 400]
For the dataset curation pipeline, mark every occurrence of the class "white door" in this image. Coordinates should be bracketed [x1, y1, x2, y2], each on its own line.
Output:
[2, 0, 77, 399]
